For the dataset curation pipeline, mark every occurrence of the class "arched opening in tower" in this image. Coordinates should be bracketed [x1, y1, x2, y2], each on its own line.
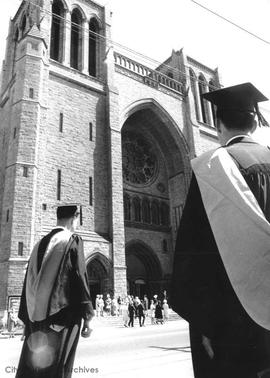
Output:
[70, 9, 83, 70]
[50, 0, 65, 62]
[89, 18, 99, 77]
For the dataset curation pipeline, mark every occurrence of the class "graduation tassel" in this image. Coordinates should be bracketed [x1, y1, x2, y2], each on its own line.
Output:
[255, 103, 270, 127]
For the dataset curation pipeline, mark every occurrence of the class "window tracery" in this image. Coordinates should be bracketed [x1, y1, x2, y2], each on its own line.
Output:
[132, 197, 141, 222]
[142, 198, 151, 223]
[122, 132, 157, 186]
[151, 200, 160, 225]
[124, 192, 170, 229]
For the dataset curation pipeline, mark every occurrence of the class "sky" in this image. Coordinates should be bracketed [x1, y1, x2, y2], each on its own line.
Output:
[0, 0, 269, 143]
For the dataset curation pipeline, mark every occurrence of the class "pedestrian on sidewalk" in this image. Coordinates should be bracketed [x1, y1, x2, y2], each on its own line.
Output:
[117, 296, 122, 316]
[163, 300, 169, 322]
[8, 307, 18, 338]
[95, 295, 100, 317]
[105, 294, 112, 316]
[128, 299, 136, 327]
[111, 297, 117, 316]
[150, 300, 156, 325]
[155, 300, 163, 324]
[15, 204, 94, 378]
[136, 300, 145, 327]
[122, 297, 129, 327]
[143, 295, 149, 317]
[99, 295, 104, 317]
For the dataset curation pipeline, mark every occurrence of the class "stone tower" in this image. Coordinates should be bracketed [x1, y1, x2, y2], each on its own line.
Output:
[0, 0, 126, 312]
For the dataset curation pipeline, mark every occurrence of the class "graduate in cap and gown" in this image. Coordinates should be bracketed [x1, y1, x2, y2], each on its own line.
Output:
[16, 204, 94, 378]
[171, 83, 270, 378]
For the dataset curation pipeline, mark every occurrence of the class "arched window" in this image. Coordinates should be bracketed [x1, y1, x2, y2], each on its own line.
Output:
[14, 28, 19, 42]
[132, 197, 141, 222]
[151, 200, 160, 225]
[160, 202, 170, 226]
[124, 194, 131, 221]
[89, 18, 99, 77]
[142, 198, 151, 224]
[198, 74, 208, 124]
[209, 80, 216, 126]
[189, 69, 200, 121]
[70, 9, 83, 70]
[20, 15, 27, 36]
[50, 0, 65, 62]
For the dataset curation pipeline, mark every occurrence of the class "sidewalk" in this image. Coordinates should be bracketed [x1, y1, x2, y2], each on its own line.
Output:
[0, 319, 192, 378]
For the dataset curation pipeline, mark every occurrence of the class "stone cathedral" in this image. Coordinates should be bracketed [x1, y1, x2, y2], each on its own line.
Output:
[0, 0, 221, 313]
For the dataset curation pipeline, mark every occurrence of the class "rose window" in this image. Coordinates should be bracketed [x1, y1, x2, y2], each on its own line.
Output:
[122, 132, 157, 185]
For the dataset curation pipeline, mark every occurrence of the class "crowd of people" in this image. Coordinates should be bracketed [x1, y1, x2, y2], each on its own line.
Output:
[94, 293, 170, 327]
[0, 307, 25, 339]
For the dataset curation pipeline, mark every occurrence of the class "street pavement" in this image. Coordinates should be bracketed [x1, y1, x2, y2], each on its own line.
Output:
[0, 318, 193, 378]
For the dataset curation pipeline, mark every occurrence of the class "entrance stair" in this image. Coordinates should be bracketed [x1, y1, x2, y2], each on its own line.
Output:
[92, 309, 181, 328]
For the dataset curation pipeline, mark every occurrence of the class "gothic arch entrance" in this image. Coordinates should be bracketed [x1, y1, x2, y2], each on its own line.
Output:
[86, 253, 111, 308]
[126, 242, 163, 299]
[121, 102, 191, 301]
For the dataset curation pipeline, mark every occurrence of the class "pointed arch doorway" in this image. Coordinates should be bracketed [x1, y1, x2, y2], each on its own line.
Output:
[126, 242, 163, 299]
[86, 253, 111, 308]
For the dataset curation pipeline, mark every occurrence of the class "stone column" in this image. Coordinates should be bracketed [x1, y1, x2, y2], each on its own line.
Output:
[104, 7, 127, 298]
[108, 114, 127, 298]
[63, 10, 71, 67]
[82, 19, 89, 75]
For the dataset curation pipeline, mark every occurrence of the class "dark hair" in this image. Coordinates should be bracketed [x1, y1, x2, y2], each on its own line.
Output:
[56, 205, 77, 220]
[217, 109, 255, 131]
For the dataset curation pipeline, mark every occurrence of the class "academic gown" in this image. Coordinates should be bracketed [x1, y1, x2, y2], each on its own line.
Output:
[171, 137, 270, 378]
[16, 228, 94, 378]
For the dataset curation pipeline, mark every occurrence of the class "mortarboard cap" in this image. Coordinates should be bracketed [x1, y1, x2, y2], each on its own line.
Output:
[202, 82, 268, 113]
[56, 203, 83, 225]
[202, 82, 269, 127]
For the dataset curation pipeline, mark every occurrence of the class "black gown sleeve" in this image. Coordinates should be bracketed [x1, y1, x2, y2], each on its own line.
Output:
[18, 265, 29, 325]
[171, 173, 224, 338]
[70, 235, 94, 321]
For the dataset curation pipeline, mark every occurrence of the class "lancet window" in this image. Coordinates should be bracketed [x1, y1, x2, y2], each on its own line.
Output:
[89, 18, 99, 77]
[70, 9, 83, 70]
[50, 0, 65, 62]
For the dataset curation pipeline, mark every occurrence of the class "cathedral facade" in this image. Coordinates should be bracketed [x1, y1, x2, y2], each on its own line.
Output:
[0, 0, 220, 312]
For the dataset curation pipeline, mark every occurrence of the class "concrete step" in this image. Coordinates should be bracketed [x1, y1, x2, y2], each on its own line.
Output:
[92, 309, 181, 327]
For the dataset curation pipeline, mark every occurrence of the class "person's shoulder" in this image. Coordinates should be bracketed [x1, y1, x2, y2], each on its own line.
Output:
[227, 138, 269, 151]
[227, 139, 270, 164]
[191, 148, 219, 170]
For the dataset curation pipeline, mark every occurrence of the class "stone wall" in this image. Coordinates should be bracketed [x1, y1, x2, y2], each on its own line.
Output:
[0, 0, 222, 309]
